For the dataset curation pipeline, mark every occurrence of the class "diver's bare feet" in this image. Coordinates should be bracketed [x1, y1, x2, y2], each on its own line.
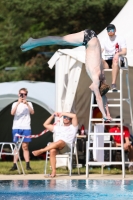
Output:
[107, 115, 112, 121]
[32, 149, 44, 156]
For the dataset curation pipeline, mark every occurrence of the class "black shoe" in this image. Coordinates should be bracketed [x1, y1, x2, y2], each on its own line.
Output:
[9, 165, 17, 171]
[26, 166, 32, 170]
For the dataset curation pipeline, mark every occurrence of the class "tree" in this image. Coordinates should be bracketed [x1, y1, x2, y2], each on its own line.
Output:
[0, 0, 127, 81]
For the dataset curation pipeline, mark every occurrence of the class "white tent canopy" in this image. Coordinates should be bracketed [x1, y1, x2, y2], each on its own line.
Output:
[0, 81, 55, 113]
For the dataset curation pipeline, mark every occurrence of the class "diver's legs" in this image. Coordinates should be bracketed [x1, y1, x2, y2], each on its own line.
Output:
[21, 31, 84, 51]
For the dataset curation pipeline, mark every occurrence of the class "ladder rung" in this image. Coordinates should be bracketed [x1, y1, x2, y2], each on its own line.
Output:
[108, 98, 129, 101]
[108, 90, 120, 93]
[88, 133, 124, 135]
[87, 147, 122, 150]
[104, 68, 128, 71]
[120, 68, 128, 70]
[90, 118, 122, 121]
[0, 153, 14, 155]
[125, 162, 132, 164]
[92, 104, 120, 107]
[87, 162, 124, 165]
[92, 123, 124, 125]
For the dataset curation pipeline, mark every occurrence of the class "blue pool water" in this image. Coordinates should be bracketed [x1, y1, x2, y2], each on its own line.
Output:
[0, 179, 133, 200]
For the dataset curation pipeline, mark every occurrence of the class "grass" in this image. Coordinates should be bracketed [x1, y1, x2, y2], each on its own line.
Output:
[0, 160, 133, 175]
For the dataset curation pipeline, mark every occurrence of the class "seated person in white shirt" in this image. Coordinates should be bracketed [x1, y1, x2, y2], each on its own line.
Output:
[32, 112, 78, 177]
[101, 24, 127, 91]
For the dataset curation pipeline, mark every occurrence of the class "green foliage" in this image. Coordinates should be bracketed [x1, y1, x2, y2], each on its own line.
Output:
[0, 65, 55, 82]
[0, 0, 127, 82]
[0, 160, 132, 175]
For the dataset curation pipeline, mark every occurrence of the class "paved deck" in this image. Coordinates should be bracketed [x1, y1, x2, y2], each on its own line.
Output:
[0, 174, 133, 180]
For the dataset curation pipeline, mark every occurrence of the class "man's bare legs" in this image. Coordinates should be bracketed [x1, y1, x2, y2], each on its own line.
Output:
[128, 146, 133, 162]
[13, 142, 30, 163]
[22, 143, 30, 162]
[103, 57, 119, 86]
[49, 149, 57, 177]
[114, 142, 133, 162]
[21, 31, 84, 51]
[112, 57, 119, 85]
[102, 60, 109, 69]
[32, 140, 65, 177]
[32, 140, 66, 156]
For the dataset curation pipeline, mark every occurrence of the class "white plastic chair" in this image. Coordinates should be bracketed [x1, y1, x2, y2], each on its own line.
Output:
[0, 136, 25, 175]
[44, 138, 80, 176]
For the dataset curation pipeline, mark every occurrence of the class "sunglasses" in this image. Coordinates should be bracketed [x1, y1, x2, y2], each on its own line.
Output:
[107, 29, 115, 32]
[63, 116, 71, 120]
[20, 93, 27, 96]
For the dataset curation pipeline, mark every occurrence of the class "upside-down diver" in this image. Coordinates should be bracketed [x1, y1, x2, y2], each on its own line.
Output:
[21, 29, 112, 120]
